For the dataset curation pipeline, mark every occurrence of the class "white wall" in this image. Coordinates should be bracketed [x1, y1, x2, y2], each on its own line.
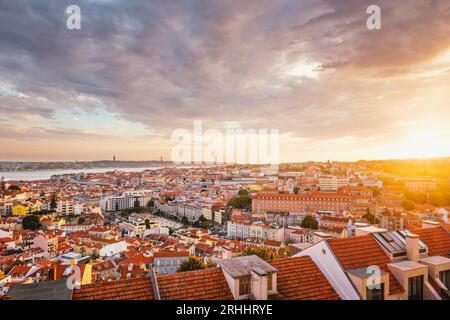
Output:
[294, 241, 360, 300]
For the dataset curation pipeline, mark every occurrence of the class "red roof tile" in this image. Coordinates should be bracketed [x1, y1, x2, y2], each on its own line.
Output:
[72, 277, 154, 300]
[327, 235, 404, 295]
[270, 256, 340, 300]
[414, 226, 450, 257]
[157, 268, 233, 300]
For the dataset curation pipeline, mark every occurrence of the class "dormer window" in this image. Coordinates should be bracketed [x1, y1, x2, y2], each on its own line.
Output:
[239, 276, 251, 295]
[408, 275, 424, 300]
[440, 270, 450, 290]
[366, 283, 384, 300]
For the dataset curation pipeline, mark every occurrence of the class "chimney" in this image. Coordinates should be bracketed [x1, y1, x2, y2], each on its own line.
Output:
[405, 233, 419, 262]
[250, 269, 268, 300]
[421, 220, 440, 229]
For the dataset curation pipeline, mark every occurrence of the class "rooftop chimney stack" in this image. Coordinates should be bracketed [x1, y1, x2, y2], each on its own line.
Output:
[421, 220, 440, 229]
[405, 233, 420, 262]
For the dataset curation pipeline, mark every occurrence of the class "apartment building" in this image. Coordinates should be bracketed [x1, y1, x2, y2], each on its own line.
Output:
[119, 214, 158, 237]
[319, 177, 349, 191]
[32, 233, 58, 259]
[403, 178, 437, 192]
[227, 220, 284, 242]
[252, 192, 368, 213]
[100, 194, 144, 212]
[153, 251, 189, 274]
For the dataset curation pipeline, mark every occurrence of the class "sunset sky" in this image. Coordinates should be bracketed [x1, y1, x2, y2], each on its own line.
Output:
[1, 0, 450, 162]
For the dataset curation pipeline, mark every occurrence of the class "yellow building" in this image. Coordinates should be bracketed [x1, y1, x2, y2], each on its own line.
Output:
[248, 184, 263, 192]
[12, 204, 29, 217]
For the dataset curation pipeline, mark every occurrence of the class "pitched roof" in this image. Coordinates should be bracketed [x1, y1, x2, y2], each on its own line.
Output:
[414, 226, 450, 257]
[5, 280, 72, 300]
[157, 268, 233, 300]
[72, 277, 154, 300]
[327, 235, 404, 295]
[270, 256, 340, 300]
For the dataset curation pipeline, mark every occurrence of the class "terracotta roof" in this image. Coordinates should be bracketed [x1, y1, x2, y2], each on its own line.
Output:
[440, 222, 450, 233]
[327, 235, 404, 295]
[72, 277, 154, 300]
[157, 268, 233, 300]
[270, 256, 340, 300]
[154, 251, 189, 258]
[414, 226, 450, 257]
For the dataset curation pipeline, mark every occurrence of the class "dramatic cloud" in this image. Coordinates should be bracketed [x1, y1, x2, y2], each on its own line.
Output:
[0, 0, 450, 161]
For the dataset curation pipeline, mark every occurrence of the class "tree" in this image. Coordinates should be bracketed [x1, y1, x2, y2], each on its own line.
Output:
[242, 247, 274, 261]
[22, 215, 41, 230]
[370, 187, 381, 197]
[401, 199, 416, 211]
[0, 177, 5, 192]
[8, 185, 21, 191]
[178, 256, 206, 272]
[78, 217, 86, 225]
[147, 199, 155, 208]
[181, 216, 189, 225]
[237, 188, 249, 197]
[301, 215, 318, 230]
[227, 195, 252, 210]
[197, 215, 210, 229]
[293, 186, 300, 194]
[363, 210, 377, 224]
[50, 193, 58, 212]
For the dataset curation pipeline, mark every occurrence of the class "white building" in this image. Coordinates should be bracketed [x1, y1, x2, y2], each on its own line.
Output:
[99, 240, 127, 257]
[227, 220, 284, 242]
[100, 194, 144, 212]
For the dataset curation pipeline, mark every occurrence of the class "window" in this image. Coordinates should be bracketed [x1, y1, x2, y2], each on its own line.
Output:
[408, 275, 424, 300]
[239, 276, 251, 295]
[366, 283, 384, 300]
[267, 273, 273, 291]
[440, 270, 450, 290]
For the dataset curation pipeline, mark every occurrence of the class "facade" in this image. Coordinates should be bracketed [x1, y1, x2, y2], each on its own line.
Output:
[319, 177, 350, 191]
[100, 194, 144, 212]
[253, 192, 369, 213]
[153, 252, 189, 274]
[404, 178, 437, 192]
[227, 220, 284, 242]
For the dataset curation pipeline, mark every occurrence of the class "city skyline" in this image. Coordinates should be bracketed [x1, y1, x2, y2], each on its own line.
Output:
[1, 1, 450, 162]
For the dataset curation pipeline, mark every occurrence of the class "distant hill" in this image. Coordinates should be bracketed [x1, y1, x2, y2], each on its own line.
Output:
[0, 160, 173, 172]
[355, 157, 450, 179]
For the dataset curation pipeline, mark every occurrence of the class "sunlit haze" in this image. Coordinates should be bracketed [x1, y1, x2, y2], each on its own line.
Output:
[1, 0, 450, 162]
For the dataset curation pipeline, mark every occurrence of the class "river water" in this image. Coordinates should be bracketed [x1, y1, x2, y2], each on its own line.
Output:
[0, 167, 160, 181]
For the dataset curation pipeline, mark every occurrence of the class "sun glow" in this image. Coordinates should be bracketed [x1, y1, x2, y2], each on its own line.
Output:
[379, 125, 450, 160]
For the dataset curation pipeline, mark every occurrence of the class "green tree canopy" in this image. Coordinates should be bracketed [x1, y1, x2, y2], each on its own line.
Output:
[363, 211, 377, 224]
[293, 186, 300, 194]
[178, 256, 206, 272]
[181, 216, 189, 225]
[237, 188, 249, 196]
[22, 215, 41, 230]
[242, 247, 274, 261]
[227, 195, 252, 210]
[8, 185, 21, 191]
[50, 193, 58, 212]
[401, 199, 416, 211]
[301, 215, 319, 230]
